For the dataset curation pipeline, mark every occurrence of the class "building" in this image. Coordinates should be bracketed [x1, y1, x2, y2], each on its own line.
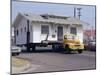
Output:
[83, 29, 96, 43]
[13, 13, 87, 51]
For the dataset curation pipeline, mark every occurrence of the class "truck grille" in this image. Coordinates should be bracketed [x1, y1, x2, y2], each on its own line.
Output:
[75, 45, 80, 46]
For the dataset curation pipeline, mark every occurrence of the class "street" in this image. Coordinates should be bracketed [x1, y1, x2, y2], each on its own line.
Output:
[13, 49, 96, 74]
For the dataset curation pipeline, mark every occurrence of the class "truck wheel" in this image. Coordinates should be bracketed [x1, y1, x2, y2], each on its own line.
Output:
[27, 47, 31, 52]
[16, 53, 19, 55]
[78, 50, 83, 54]
[32, 45, 35, 52]
[52, 45, 58, 52]
[12, 53, 15, 56]
[58, 45, 64, 52]
[12, 53, 19, 56]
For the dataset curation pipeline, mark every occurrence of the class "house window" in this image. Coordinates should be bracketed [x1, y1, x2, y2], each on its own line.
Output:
[70, 27, 77, 35]
[41, 25, 49, 34]
[16, 29, 18, 36]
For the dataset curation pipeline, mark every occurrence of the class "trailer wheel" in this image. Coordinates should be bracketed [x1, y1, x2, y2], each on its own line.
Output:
[52, 45, 59, 52]
[16, 53, 19, 55]
[27, 46, 31, 52]
[32, 45, 36, 52]
[78, 50, 83, 54]
[12, 53, 19, 56]
[52, 45, 56, 50]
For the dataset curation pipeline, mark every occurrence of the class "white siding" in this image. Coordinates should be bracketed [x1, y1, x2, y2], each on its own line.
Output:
[16, 19, 83, 44]
[32, 22, 57, 43]
[32, 23, 84, 43]
[63, 25, 70, 35]
[29, 22, 33, 43]
[32, 23, 41, 43]
[15, 18, 33, 45]
[48, 24, 57, 41]
[77, 25, 83, 43]
[69, 25, 83, 43]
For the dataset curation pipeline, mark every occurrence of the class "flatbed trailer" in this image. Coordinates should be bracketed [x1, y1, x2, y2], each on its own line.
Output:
[22, 40, 63, 52]
[22, 36, 84, 54]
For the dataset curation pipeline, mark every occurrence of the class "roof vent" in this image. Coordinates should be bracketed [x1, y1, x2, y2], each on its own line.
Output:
[24, 14, 29, 16]
[41, 15, 48, 19]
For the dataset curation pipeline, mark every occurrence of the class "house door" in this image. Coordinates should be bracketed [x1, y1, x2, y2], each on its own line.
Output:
[57, 26, 63, 41]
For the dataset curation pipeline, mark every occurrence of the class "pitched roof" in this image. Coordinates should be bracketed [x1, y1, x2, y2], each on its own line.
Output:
[13, 13, 88, 27]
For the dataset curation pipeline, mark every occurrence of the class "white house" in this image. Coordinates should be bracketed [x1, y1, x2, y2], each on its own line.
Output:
[13, 13, 86, 51]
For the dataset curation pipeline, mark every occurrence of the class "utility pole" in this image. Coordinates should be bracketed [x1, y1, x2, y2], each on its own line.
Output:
[77, 8, 82, 19]
[74, 7, 76, 18]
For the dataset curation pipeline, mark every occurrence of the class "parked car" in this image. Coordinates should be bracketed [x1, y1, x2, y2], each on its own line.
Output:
[11, 46, 21, 56]
[84, 41, 96, 51]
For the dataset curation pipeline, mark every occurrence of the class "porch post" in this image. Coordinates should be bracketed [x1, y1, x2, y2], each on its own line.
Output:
[26, 20, 30, 52]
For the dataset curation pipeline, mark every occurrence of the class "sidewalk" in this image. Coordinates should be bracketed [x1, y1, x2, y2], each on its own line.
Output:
[12, 57, 31, 74]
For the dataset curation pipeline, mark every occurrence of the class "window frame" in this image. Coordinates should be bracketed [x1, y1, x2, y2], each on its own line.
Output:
[70, 27, 77, 35]
[41, 25, 49, 34]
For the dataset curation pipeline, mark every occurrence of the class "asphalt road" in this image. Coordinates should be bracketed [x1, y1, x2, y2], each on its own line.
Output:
[14, 49, 96, 74]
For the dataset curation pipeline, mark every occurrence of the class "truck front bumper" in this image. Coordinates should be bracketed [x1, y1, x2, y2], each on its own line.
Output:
[69, 44, 84, 50]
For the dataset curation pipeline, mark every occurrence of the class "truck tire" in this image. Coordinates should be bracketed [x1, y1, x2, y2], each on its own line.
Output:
[12, 53, 19, 56]
[27, 47, 31, 52]
[52, 45, 59, 52]
[16, 53, 19, 55]
[78, 50, 83, 54]
[52, 45, 56, 50]
[12, 53, 15, 56]
[32, 45, 35, 52]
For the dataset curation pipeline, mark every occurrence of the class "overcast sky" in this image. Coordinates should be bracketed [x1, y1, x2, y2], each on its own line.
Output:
[12, 0, 96, 29]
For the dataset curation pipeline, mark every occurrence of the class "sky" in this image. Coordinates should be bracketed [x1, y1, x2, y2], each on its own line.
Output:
[12, 0, 96, 29]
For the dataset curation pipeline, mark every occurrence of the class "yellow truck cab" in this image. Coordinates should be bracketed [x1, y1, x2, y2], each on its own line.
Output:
[63, 34, 84, 53]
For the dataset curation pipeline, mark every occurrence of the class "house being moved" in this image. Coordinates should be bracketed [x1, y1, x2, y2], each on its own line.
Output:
[13, 13, 86, 52]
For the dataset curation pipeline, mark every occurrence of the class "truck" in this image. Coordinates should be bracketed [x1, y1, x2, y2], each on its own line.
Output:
[62, 34, 84, 53]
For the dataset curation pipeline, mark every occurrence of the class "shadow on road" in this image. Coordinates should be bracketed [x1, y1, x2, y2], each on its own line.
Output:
[22, 49, 57, 53]
[21, 49, 77, 54]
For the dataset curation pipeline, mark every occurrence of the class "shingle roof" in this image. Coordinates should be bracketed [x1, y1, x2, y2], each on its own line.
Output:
[13, 13, 88, 27]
